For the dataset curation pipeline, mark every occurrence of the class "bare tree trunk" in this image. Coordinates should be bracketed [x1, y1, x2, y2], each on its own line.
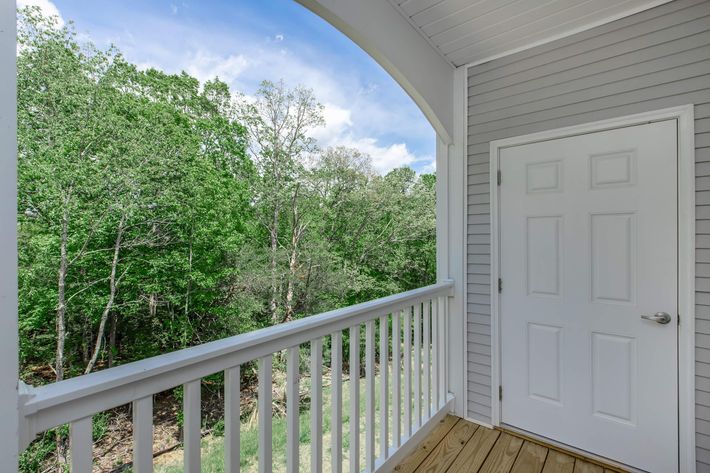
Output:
[108, 312, 117, 368]
[269, 206, 279, 323]
[55, 192, 72, 469]
[56, 198, 69, 382]
[284, 185, 302, 322]
[149, 293, 157, 317]
[85, 213, 126, 374]
[185, 229, 193, 318]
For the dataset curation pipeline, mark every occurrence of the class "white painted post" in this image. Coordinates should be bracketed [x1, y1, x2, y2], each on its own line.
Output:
[225, 366, 240, 473]
[413, 304, 422, 427]
[432, 298, 439, 410]
[286, 347, 299, 473]
[331, 332, 342, 473]
[70, 417, 93, 473]
[365, 320, 376, 472]
[0, 2, 18, 469]
[392, 311, 401, 448]
[447, 68, 469, 418]
[349, 326, 360, 473]
[133, 396, 153, 473]
[184, 380, 201, 473]
[423, 300, 431, 417]
[379, 315, 389, 460]
[439, 296, 447, 405]
[311, 338, 323, 473]
[403, 308, 412, 438]
[258, 357, 272, 473]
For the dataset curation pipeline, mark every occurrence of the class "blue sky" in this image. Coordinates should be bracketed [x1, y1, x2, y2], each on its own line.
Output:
[18, 0, 436, 174]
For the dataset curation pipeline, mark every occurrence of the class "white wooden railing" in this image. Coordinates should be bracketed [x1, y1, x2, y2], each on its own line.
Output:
[18, 280, 454, 473]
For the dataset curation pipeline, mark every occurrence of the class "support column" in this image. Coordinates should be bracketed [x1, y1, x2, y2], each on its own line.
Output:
[0, 0, 19, 468]
[436, 66, 467, 418]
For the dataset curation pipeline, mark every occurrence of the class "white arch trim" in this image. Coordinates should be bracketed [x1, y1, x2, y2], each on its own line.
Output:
[296, 0, 455, 144]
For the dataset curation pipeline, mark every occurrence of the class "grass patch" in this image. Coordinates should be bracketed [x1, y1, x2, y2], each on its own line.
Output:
[154, 358, 413, 473]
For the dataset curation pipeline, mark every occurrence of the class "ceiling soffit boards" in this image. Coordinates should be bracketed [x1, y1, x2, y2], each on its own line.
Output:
[388, 0, 674, 67]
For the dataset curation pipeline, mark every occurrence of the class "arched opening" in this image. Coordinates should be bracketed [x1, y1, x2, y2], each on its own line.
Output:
[8, 1, 462, 471]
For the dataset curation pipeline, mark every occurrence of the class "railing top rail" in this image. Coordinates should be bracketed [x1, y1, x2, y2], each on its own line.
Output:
[20, 280, 453, 436]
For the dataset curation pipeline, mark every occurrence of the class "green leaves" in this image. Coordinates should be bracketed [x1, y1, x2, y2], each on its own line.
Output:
[17, 7, 435, 386]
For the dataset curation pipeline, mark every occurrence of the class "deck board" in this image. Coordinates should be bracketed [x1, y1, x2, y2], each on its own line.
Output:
[394, 415, 459, 473]
[510, 441, 548, 473]
[414, 420, 478, 473]
[541, 450, 575, 473]
[478, 433, 525, 473]
[394, 417, 629, 473]
[573, 461, 604, 473]
[447, 426, 501, 473]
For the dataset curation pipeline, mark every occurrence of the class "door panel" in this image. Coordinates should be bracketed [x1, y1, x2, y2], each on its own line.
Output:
[499, 121, 678, 472]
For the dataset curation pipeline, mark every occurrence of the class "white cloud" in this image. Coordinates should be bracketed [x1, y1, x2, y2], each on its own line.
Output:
[184, 50, 250, 85]
[419, 157, 437, 174]
[170, 4, 179, 15]
[337, 137, 433, 174]
[17, 0, 64, 26]
[310, 103, 352, 146]
[274, 34, 284, 42]
[308, 103, 434, 174]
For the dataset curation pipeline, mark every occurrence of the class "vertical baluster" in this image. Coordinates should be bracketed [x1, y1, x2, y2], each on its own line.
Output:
[286, 347, 299, 473]
[258, 356, 273, 473]
[423, 299, 431, 418]
[70, 416, 93, 473]
[379, 315, 389, 460]
[432, 297, 439, 410]
[184, 380, 201, 473]
[403, 308, 412, 438]
[311, 338, 323, 473]
[331, 332, 343, 473]
[349, 325, 360, 473]
[133, 396, 153, 473]
[439, 295, 447, 405]
[413, 303, 421, 428]
[225, 366, 240, 473]
[365, 319, 376, 472]
[392, 311, 401, 448]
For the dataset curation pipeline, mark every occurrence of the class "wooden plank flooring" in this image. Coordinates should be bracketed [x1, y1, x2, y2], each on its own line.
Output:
[393, 416, 627, 473]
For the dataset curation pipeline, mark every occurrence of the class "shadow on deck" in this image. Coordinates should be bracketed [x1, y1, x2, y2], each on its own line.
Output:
[392, 415, 628, 473]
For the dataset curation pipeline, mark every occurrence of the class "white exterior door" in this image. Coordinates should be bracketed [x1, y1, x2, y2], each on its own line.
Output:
[499, 120, 678, 472]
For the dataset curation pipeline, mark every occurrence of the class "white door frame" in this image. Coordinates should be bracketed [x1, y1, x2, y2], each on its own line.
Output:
[489, 105, 696, 472]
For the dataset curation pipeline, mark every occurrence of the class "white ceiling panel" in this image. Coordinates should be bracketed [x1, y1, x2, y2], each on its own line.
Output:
[389, 0, 674, 66]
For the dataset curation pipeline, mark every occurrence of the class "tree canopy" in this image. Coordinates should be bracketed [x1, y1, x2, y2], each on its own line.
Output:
[17, 7, 437, 384]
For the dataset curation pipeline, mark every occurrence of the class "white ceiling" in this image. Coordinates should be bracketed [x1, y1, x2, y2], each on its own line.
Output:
[388, 0, 673, 67]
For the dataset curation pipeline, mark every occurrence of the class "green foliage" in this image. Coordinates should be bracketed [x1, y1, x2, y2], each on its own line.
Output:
[17, 6, 436, 471]
[17, 7, 436, 384]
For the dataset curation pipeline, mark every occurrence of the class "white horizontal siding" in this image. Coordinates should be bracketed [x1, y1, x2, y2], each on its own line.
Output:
[465, 1, 710, 468]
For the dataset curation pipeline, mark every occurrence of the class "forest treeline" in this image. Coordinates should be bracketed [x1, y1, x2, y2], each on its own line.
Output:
[17, 8, 436, 386]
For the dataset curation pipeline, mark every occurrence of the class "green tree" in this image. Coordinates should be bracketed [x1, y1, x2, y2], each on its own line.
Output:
[17, 7, 436, 471]
[238, 80, 324, 323]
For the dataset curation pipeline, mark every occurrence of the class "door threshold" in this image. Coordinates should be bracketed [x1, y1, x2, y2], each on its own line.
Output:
[500, 423, 644, 473]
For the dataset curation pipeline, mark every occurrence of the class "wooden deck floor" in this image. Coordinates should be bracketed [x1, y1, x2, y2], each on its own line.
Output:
[393, 415, 627, 473]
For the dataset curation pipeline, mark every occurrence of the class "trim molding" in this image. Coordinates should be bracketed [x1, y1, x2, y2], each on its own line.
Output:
[488, 105, 696, 472]
[455, 65, 470, 419]
[463, 416, 494, 430]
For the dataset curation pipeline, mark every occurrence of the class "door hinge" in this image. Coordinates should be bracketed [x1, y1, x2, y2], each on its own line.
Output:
[498, 278, 502, 294]
[678, 314, 680, 326]
[497, 170, 502, 186]
[499, 385, 503, 401]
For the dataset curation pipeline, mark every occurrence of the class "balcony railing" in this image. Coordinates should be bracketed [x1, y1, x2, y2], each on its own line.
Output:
[18, 280, 454, 473]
